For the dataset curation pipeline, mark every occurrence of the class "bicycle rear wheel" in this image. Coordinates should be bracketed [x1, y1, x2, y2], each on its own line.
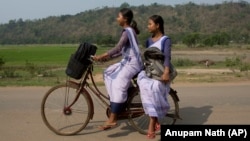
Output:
[127, 87, 179, 135]
[41, 83, 92, 135]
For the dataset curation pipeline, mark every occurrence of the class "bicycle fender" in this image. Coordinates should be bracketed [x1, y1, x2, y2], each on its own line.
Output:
[169, 88, 180, 102]
[81, 88, 94, 120]
[67, 81, 94, 120]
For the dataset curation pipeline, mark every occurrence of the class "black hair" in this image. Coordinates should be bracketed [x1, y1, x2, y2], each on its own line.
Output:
[120, 8, 140, 34]
[149, 15, 164, 34]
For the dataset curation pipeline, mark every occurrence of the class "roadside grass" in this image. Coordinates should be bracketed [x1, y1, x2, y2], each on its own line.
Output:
[0, 44, 249, 86]
[173, 71, 250, 84]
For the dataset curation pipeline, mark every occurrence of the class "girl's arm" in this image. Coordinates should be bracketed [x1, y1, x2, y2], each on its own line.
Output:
[161, 38, 171, 83]
[93, 31, 128, 61]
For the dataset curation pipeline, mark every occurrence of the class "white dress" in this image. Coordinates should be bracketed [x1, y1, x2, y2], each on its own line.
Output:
[103, 27, 143, 113]
[137, 36, 170, 118]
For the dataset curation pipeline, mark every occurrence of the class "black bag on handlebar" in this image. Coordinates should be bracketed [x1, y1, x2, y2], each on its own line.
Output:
[65, 42, 97, 79]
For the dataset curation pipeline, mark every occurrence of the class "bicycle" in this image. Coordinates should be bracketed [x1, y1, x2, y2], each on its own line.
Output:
[41, 61, 181, 136]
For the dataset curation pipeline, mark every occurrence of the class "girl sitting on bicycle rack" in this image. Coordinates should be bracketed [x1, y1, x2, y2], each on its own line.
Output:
[92, 8, 143, 130]
[137, 15, 172, 139]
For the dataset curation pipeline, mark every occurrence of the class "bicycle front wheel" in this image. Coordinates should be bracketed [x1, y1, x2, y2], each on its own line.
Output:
[128, 88, 179, 135]
[41, 83, 92, 135]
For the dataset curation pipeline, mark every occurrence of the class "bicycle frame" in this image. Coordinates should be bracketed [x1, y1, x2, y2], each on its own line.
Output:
[64, 63, 142, 118]
[64, 64, 111, 117]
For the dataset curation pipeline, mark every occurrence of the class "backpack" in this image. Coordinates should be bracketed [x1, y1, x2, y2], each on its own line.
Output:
[144, 37, 177, 82]
[143, 47, 165, 81]
[65, 42, 97, 79]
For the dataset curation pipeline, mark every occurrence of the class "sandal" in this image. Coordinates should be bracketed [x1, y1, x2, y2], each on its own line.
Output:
[147, 132, 156, 139]
[98, 122, 117, 130]
[155, 123, 161, 132]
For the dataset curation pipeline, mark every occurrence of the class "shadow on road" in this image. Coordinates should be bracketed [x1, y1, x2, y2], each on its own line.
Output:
[107, 122, 139, 138]
[76, 120, 138, 136]
[74, 105, 213, 137]
[177, 105, 213, 124]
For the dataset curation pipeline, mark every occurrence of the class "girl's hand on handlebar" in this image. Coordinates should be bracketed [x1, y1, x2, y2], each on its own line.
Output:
[91, 55, 101, 61]
[91, 53, 110, 62]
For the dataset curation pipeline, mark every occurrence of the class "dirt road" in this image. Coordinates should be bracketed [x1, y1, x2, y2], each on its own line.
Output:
[0, 82, 250, 141]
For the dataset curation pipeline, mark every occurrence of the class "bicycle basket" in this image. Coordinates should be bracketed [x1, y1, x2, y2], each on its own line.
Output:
[65, 42, 97, 79]
[65, 54, 89, 79]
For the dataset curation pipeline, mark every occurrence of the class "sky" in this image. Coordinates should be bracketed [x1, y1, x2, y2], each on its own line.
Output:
[0, 0, 248, 24]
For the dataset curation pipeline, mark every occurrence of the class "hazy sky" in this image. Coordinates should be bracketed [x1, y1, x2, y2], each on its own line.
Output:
[0, 0, 247, 24]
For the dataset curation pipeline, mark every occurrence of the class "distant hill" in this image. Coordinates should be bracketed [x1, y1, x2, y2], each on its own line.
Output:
[0, 1, 249, 45]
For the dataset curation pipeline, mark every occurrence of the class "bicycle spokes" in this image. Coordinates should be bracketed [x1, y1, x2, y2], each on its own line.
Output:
[41, 84, 91, 135]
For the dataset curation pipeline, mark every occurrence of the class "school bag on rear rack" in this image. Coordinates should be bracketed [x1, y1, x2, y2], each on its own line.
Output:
[65, 42, 97, 79]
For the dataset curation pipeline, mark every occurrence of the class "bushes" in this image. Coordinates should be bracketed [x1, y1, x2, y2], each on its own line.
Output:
[182, 33, 201, 48]
[225, 55, 250, 72]
[0, 60, 56, 79]
[172, 58, 195, 67]
[182, 32, 230, 47]
[2, 68, 20, 78]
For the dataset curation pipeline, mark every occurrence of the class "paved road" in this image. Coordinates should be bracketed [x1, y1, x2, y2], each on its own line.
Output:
[0, 82, 250, 141]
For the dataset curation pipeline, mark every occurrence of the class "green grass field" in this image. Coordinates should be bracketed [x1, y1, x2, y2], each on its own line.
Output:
[0, 44, 109, 66]
[0, 44, 249, 86]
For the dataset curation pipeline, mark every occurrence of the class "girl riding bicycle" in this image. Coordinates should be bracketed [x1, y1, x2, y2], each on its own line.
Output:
[92, 8, 143, 130]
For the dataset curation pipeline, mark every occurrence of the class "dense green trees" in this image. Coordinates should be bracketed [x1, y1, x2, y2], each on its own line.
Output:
[0, 1, 249, 46]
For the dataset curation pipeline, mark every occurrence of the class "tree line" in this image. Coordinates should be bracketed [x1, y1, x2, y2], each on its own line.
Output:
[0, 1, 249, 47]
